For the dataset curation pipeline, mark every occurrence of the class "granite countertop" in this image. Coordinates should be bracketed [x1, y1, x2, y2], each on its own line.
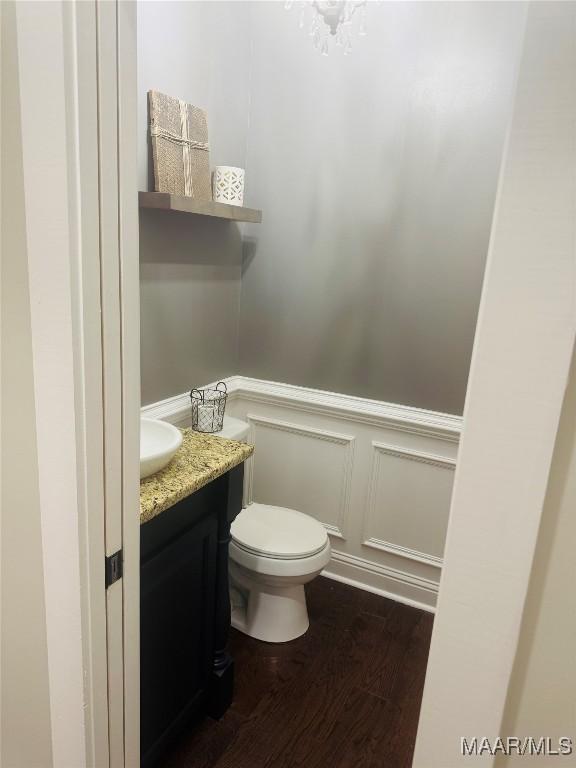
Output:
[140, 428, 254, 524]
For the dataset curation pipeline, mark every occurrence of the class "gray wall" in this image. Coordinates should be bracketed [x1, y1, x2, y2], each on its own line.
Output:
[239, 2, 526, 414]
[138, 1, 252, 405]
[139, 2, 526, 414]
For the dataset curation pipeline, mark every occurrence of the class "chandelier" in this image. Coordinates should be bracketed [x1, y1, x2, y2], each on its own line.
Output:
[285, 1, 368, 56]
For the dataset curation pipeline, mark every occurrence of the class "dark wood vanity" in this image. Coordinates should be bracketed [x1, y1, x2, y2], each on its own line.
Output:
[139, 434, 250, 768]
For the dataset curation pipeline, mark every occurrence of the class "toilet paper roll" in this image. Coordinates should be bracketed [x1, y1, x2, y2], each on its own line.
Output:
[197, 403, 215, 426]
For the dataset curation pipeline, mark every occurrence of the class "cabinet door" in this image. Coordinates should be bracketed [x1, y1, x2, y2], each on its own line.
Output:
[140, 515, 217, 763]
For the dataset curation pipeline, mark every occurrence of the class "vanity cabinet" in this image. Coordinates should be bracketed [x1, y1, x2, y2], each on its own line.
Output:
[140, 464, 244, 767]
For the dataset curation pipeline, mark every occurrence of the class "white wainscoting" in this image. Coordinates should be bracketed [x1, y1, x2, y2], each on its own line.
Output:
[363, 443, 456, 568]
[141, 376, 462, 611]
[244, 414, 355, 541]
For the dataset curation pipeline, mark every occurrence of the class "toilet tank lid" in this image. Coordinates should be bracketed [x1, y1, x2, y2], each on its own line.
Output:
[215, 415, 250, 442]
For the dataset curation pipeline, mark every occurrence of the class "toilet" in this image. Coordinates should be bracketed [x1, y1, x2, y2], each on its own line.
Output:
[216, 416, 331, 643]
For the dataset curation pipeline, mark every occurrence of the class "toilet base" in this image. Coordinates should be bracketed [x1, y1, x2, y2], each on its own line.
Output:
[230, 568, 310, 643]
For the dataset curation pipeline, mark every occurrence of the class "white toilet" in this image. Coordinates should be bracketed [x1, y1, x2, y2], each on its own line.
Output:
[216, 416, 331, 643]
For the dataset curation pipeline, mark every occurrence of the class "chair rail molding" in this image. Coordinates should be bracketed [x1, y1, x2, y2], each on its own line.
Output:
[231, 377, 461, 440]
[141, 390, 192, 426]
[142, 376, 462, 436]
[142, 376, 463, 611]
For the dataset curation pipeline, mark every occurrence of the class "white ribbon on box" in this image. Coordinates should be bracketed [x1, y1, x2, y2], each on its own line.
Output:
[150, 99, 210, 197]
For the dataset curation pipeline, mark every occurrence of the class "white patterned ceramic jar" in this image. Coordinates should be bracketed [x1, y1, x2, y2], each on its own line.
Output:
[212, 166, 245, 206]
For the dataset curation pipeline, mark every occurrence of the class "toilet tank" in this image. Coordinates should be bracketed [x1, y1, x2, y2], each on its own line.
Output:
[215, 416, 250, 442]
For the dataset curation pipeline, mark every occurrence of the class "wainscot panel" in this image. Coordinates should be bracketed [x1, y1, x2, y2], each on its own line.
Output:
[142, 377, 463, 611]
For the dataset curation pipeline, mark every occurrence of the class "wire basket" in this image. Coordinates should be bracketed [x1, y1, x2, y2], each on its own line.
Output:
[190, 382, 227, 433]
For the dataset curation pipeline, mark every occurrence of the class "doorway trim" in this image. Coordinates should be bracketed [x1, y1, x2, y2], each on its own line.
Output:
[413, 3, 576, 765]
[8, 1, 141, 764]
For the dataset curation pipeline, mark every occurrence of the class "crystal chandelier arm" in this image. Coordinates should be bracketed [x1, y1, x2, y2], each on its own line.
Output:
[287, 0, 368, 54]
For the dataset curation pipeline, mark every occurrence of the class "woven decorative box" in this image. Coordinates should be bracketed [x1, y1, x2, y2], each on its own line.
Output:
[212, 166, 245, 206]
[148, 90, 212, 201]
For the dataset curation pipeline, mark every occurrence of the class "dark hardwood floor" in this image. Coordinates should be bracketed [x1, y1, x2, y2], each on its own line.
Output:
[160, 577, 434, 768]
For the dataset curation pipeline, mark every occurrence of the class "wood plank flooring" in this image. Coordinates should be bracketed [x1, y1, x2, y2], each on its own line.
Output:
[160, 577, 434, 768]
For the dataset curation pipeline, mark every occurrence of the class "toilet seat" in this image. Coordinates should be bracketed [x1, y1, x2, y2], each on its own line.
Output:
[231, 503, 328, 560]
[229, 538, 331, 579]
[232, 538, 327, 560]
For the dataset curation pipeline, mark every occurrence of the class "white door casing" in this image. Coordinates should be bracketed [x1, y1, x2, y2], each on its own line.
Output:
[2, 2, 140, 765]
[413, 3, 576, 765]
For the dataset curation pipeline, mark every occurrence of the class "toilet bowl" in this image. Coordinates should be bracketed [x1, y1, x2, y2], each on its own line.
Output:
[229, 503, 331, 642]
[214, 417, 331, 643]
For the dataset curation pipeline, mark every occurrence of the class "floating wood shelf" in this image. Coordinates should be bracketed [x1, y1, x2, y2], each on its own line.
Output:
[139, 191, 262, 224]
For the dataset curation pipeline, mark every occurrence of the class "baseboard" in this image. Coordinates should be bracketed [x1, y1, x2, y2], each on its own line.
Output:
[323, 550, 438, 613]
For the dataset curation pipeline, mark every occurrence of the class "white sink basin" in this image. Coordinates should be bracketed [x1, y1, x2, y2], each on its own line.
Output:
[140, 418, 183, 479]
